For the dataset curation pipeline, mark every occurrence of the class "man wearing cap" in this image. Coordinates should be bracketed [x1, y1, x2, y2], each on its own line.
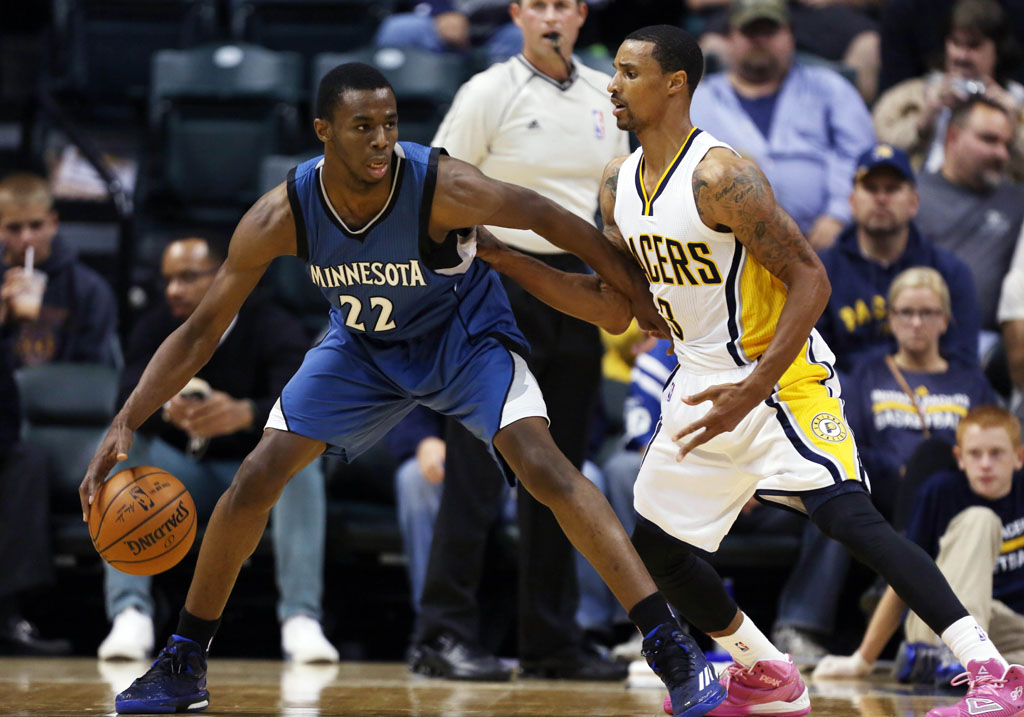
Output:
[817, 143, 980, 376]
[689, 0, 875, 251]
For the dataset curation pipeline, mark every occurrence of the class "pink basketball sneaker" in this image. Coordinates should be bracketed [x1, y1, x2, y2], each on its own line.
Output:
[927, 659, 1024, 717]
[663, 657, 810, 716]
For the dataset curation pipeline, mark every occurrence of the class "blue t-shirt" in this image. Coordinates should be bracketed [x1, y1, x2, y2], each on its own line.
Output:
[734, 90, 779, 141]
[906, 470, 1024, 613]
[845, 355, 997, 490]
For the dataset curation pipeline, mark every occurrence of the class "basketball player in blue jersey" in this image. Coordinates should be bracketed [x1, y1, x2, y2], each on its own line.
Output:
[471, 25, 1024, 717]
[77, 62, 727, 716]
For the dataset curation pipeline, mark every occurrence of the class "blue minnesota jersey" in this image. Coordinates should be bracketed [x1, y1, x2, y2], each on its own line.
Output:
[286, 142, 525, 348]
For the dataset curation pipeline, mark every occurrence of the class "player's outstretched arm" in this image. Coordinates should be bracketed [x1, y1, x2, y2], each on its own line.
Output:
[673, 151, 831, 459]
[429, 154, 664, 332]
[78, 185, 298, 520]
[474, 227, 632, 334]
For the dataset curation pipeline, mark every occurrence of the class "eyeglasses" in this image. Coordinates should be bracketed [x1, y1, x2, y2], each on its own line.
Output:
[890, 308, 945, 321]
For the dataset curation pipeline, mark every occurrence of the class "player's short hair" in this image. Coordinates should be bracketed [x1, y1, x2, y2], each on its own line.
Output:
[623, 25, 704, 96]
[957, 405, 1022, 448]
[887, 266, 951, 318]
[315, 62, 394, 121]
[0, 173, 54, 213]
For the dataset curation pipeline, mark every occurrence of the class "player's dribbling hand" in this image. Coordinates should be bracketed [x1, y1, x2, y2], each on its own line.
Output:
[812, 651, 873, 680]
[79, 418, 133, 522]
[673, 381, 761, 461]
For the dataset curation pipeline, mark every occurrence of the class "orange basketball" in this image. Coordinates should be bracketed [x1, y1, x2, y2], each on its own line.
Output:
[89, 466, 197, 576]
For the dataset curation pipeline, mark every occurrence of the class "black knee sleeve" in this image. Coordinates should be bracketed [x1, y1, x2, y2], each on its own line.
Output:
[811, 491, 967, 635]
[631, 518, 738, 633]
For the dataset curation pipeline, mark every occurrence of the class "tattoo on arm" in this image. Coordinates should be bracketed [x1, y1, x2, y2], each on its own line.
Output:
[692, 158, 815, 283]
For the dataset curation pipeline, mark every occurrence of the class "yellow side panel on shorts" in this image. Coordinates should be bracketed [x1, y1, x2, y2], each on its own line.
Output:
[775, 343, 861, 483]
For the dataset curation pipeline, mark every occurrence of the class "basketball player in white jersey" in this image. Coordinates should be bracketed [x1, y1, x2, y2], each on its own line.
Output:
[474, 24, 1024, 717]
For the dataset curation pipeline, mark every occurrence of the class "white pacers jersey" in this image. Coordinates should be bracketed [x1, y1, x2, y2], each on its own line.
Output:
[616, 128, 865, 552]
[615, 128, 787, 372]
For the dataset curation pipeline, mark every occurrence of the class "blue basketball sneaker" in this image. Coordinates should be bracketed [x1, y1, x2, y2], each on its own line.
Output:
[643, 623, 726, 717]
[115, 635, 210, 714]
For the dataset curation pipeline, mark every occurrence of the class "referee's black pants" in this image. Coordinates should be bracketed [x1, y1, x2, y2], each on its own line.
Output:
[416, 253, 604, 660]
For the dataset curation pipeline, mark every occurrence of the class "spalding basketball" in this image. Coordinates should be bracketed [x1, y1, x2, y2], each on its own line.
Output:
[89, 466, 197, 576]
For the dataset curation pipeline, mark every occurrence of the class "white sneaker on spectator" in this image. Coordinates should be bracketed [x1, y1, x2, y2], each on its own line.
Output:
[281, 615, 339, 663]
[98, 607, 154, 661]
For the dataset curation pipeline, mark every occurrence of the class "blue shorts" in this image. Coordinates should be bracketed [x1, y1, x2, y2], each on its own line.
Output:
[268, 310, 544, 465]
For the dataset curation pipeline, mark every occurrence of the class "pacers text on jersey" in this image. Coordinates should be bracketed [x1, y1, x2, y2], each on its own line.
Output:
[308, 260, 427, 289]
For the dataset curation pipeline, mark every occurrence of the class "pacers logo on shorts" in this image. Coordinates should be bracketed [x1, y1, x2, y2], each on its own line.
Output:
[810, 412, 848, 442]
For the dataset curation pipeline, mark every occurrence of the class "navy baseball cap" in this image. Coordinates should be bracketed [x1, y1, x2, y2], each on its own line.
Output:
[855, 144, 915, 184]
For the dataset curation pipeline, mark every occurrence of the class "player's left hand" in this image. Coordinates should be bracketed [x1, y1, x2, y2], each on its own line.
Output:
[178, 390, 254, 438]
[672, 381, 763, 461]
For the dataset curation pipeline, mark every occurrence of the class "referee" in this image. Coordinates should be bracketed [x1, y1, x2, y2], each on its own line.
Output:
[409, 0, 631, 680]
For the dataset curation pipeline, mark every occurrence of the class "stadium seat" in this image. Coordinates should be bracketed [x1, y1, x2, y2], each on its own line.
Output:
[14, 362, 120, 510]
[146, 42, 302, 218]
[231, 0, 394, 83]
[53, 0, 219, 110]
[313, 48, 470, 146]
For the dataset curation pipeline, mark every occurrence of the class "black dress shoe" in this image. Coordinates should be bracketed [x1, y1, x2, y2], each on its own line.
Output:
[0, 617, 72, 656]
[409, 632, 513, 681]
[520, 646, 629, 681]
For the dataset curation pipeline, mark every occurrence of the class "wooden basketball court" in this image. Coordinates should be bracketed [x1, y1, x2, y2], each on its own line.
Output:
[0, 657, 963, 715]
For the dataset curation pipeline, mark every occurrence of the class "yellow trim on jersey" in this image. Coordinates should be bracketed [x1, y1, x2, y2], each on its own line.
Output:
[774, 344, 861, 483]
[639, 126, 697, 216]
[736, 254, 787, 362]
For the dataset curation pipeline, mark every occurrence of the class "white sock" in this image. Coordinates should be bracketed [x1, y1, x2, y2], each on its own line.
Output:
[712, 612, 787, 668]
[941, 616, 1007, 669]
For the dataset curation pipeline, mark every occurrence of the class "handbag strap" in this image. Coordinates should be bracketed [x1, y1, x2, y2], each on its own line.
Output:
[885, 354, 932, 440]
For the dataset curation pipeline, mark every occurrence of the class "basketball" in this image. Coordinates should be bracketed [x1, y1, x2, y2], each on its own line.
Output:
[89, 466, 197, 576]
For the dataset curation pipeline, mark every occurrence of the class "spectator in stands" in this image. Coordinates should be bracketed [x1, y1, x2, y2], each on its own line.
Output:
[815, 405, 1024, 681]
[817, 144, 979, 375]
[407, 0, 628, 682]
[374, 0, 524, 64]
[874, 0, 1024, 183]
[686, 0, 882, 102]
[689, 0, 875, 251]
[878, 0, 1024, 95]
[0, 345, 70, 656]
[1001, 236, 1024, 423]
[0, 173, 118, 369]
[846, 267, 998, 527]
[915, 96, 1024, 340]
[97, 237, 336, 664]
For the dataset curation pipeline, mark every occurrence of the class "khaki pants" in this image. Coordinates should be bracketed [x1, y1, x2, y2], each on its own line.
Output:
[904, 506, 1024, 664]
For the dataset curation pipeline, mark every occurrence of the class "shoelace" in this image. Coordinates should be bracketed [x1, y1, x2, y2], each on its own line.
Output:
[135, 644, 197, 684]
[720, 662, 751, 692]
[644, 632, 697, 685]
[949, 669, 1007, 695]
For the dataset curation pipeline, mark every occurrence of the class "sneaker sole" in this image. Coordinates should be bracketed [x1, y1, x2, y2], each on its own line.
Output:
[673, 682, 728, 717]
[708, 686, 812, 716]
[115, 694, 209, 714]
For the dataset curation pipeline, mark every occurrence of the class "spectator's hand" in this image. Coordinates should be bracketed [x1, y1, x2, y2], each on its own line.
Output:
[1, 267, 39, 321]
[80, 417, 133, 521]
[434, 11, 470, 49]
[806, 215, 843, 251]
[673, 380, 764, 461]
[982, 78, 1022, 117]
[924, 73, 956, 113]
[416, 436, 446, 484]
[812, 651, 874, 679]
[176, 390, 254, 439]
